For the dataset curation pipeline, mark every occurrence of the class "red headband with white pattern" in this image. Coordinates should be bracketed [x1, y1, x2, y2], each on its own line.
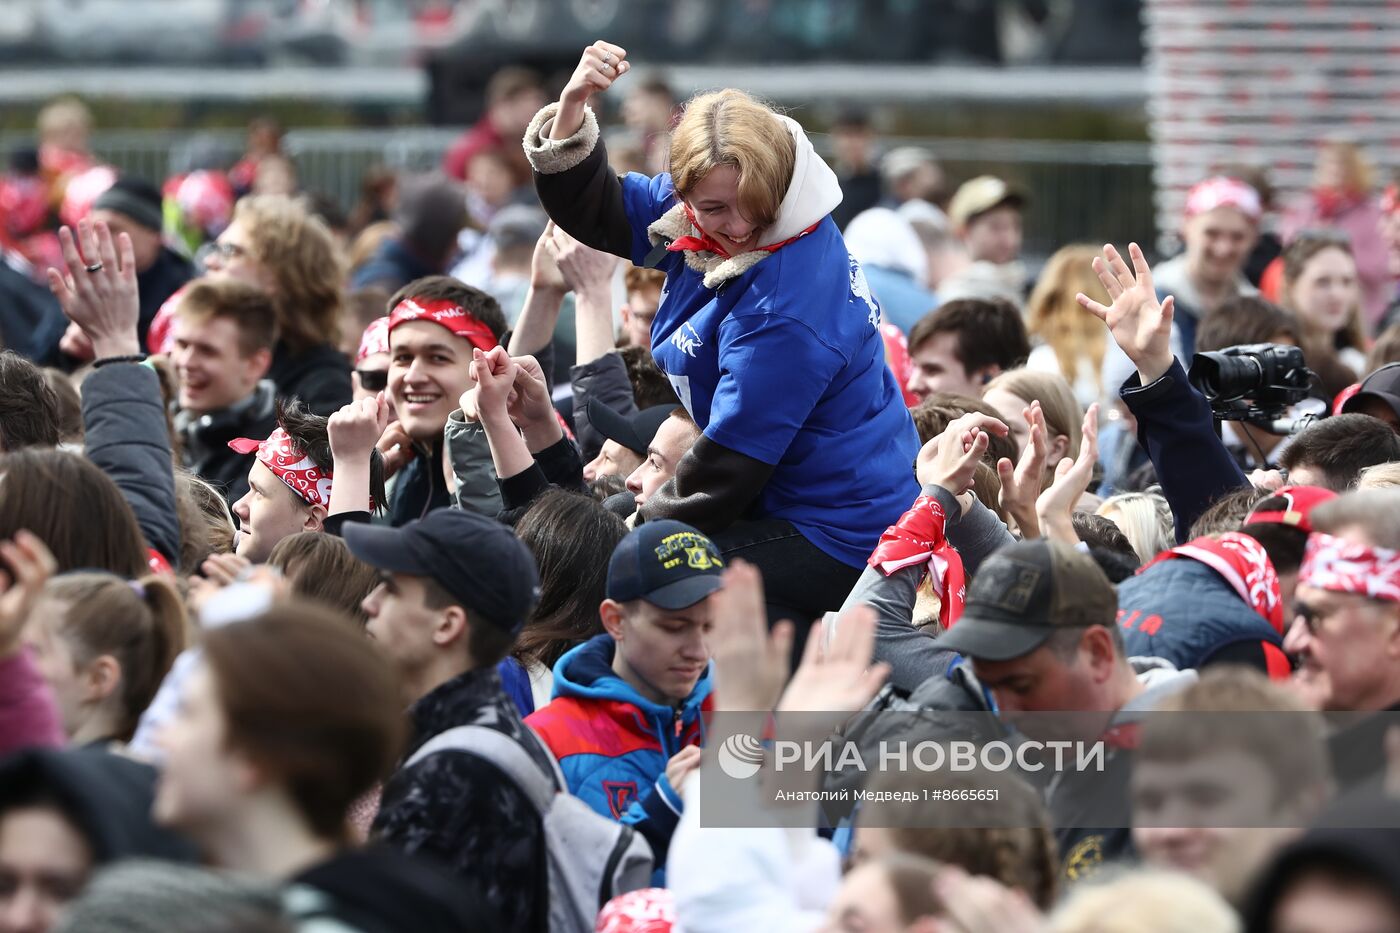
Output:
[228, 428, 333, 509]
[1300, 532, 1400, 603]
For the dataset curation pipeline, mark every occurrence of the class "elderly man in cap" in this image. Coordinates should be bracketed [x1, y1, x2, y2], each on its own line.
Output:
[937, 175, 1027, 304]
[62, 175, 194, 357]
[345, 507, 553, 932]
[528, 519, 722, 875]
[935, 538, 1196, 879]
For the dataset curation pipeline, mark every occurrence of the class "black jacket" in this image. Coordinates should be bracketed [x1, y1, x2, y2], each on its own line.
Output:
[0, 249, 66, 362]
[81, 361, 181, 565]
[388, 440, 452, 527]
[136, 247, 194, 347]
[177, 380, 278, 505]
[371, 667, 551, 933]
[294, 847, 503, 933]
[268, 340, 353, 417]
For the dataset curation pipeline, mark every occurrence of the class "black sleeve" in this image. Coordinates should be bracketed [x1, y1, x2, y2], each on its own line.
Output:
[531, 113, 635, 259]
[534, 435, 584, 493]
[498, 463, 552, 514]
[570, 352, 639, 462]
[1200, 639, 1284, 676]
[638, 436, 775, 534]
[81, 362, 181, 565]
[323, 511, 372, 538]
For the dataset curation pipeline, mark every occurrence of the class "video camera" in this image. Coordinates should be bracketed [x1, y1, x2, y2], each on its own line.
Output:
[1188, 343, 1317, 436]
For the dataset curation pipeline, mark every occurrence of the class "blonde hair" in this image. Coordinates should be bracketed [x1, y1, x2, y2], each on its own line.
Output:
[1097, 492, 1174, 564]
[1050, 870, 1240, 933]
[1027, 245, 1109, 389]
[1358, 461, 1400, 491]
[668, 89, 796, 232]
[1316, 138, 1375, 194]
[985, 368, 1084, 462]
[232, 195, 347, 353]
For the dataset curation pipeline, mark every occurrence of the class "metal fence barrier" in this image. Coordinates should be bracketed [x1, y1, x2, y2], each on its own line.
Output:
[1, 129, 1156, 260]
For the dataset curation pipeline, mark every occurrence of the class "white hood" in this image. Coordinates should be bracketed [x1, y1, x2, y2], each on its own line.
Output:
[761, 114, 843, 245]
[648, 113, 843, 289]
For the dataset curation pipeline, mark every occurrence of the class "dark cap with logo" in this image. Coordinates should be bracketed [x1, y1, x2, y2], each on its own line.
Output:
[1341, 362, 1400, 424]
[588, 399, 678, 458]
[934, 539, 1117, 662]
[343, 507, 540, 637]
[607, 520, 725, 610]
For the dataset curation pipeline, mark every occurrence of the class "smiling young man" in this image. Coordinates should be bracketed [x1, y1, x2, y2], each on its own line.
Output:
[385, 276, 509, 526]
[172, 279, 278, 504]
[526, 520, 721, 871]
[227, 403, 385, 563]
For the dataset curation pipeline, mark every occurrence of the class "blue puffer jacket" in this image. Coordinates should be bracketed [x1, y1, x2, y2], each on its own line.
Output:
[1118, 556, 1289, 678]
[525, 634, 711, 874]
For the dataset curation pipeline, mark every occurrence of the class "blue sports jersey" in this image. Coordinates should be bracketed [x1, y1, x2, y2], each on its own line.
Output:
[621, 171, 920, 567]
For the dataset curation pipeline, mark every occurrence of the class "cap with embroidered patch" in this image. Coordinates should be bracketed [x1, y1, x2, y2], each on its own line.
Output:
[934, 539, 1116, 662]
[606, 521, 725, 610]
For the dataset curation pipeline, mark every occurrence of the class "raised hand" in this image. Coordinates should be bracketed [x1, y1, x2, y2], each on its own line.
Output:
[1077, 242, 1176, 384]
[551, 41, 631, 140]
[1035, 403, 1100, 544]
[997, 401, 1049, 539]
[471, 346, 518, 423]
[709, 560, 795, 714]
[529, 222, 569, 294]
[547, 223, 618, 297]
[776, 604, 889, 718]
[375, 420, 416, 479]
[46, 218, 142, 359]
[328, 393, 392, 462]
[0, 532, 58, 660]
[916, 413, 1009, 495]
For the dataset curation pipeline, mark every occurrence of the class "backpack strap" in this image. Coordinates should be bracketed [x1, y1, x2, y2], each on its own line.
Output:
[405, 725, 562, 815]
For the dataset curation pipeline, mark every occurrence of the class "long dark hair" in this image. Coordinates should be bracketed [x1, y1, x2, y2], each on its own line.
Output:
[512, 489, 627, 670]
[0, 449, 148, 577]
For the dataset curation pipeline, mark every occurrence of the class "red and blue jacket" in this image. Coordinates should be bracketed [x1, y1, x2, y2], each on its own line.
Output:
[525, 634, 711, 873]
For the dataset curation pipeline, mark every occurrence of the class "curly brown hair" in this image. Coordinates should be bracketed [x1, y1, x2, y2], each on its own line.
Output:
[233, 195, 347, 353]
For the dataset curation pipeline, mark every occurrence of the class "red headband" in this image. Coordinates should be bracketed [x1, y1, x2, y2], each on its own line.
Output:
[1300, 532, 1400, 603]
[229, 427, 333, 509]
[388, 297, 498, 352]
[355, 315, 390, 365]
[1245, 485, 1338, 535]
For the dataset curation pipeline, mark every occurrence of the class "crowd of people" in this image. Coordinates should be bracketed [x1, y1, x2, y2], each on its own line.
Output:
[2, 37, 1400, 933]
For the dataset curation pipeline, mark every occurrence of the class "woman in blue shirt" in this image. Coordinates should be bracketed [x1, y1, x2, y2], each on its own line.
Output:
[524, 40, 920, 626]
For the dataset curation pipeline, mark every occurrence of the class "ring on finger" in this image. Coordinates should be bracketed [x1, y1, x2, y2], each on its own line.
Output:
[85, 262, 103, 274]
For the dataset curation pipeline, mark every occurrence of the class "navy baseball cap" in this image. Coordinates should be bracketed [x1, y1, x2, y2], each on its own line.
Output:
[588, 400, 677, 457]
[344, 508, 540, 637]
[606, 520, 725, 610]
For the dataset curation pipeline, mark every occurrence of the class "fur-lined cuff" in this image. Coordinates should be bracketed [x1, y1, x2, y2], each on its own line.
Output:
[522, 102, 600, 175]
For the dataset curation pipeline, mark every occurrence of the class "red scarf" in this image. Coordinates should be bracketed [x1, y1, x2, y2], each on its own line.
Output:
[666, 204, 819, 259]
[1139, 532, 1284, 633]
[869, 495, 965, 628]
[1313, 186, 1363, 220]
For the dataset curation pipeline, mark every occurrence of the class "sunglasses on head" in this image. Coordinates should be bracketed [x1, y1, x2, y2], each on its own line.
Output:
[356, 369, 388, 392]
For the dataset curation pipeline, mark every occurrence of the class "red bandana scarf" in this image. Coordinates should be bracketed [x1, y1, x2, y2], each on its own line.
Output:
[1300, 532, 1400, 603]
[228, 427, 335, 510]
[387, 297, 498, 353]
[1140, 532, 1284, 633]
[666, 204, 819, 260]
[869, 495, 966, 628]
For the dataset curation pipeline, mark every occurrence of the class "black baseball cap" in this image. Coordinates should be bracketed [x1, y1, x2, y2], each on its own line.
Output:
[344, 508, 540, 637]
[588, 399, 677, 457]
[934, 539, 1117, 662]
[1341, 362, 1400, 423]
[606, 520, 724, 610]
